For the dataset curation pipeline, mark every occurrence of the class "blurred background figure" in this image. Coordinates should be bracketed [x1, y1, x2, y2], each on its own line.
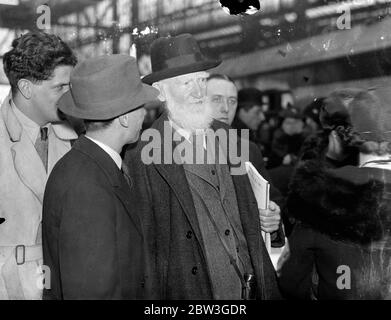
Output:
[141, 100, 164, 131]
[232, 87, 265, 150]
[278, 88, 391, 300]
[267, 105, 307, 234]
[268, 106, 306, 169]
[302, 98, 324, 136]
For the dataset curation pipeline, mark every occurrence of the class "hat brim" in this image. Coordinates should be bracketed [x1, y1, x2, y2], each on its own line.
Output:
[142, 59, 221, 85]
[57, 84, 159, 120]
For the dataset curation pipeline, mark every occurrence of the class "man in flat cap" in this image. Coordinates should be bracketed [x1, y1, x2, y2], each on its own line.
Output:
[42, 54, 159, 299]
[124, 33, 281, 299]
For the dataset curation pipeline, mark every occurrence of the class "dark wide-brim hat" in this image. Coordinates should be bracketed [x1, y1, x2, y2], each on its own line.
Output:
[58, 54, 159, 120]
[237, 88, 264, 110]
[303, 98, 324, 124]
[279, 106, 303, 120]
[142, 33, 221, 85]
[320, 88, 391, 142]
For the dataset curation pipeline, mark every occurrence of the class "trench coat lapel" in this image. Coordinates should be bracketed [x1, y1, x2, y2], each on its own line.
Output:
[11, 142, 47, 204]
[2, 97, 47, 205]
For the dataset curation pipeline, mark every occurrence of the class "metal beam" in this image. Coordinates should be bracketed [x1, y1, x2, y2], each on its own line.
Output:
[112, 0, 119, 53]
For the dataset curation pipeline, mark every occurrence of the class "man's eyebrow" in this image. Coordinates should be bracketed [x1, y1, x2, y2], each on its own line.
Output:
[52, 82, 70, 87]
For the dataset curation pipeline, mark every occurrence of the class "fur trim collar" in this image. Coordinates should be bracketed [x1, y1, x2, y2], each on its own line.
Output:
[288, 158, 391, 244]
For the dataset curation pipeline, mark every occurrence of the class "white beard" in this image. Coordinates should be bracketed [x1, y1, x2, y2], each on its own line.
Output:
[165, 99, 214, 133]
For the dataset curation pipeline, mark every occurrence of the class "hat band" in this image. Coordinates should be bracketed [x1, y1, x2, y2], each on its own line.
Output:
[164, 53, 203, 68]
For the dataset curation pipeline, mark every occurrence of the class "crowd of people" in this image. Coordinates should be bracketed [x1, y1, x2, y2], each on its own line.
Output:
[0, 30, 390, 300]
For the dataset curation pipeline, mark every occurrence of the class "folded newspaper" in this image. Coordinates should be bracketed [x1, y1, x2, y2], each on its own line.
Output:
[245, 161, 271, 254]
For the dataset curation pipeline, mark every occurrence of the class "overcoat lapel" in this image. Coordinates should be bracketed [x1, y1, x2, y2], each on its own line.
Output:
[154, 162, 204, 244]
[151, 114, 205, 248]
[231, 173, 266, 299]
[113, 181, 143, 237]
[212, 119, 267, 299]
[11, 142, 47, 204]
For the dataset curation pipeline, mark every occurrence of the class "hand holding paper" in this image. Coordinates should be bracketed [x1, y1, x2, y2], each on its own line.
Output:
[245, 161, 272, 253]
[259, 201, 281, 233]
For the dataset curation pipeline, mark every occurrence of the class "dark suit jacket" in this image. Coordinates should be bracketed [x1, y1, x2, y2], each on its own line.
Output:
[42, 136, 148, 300]
[123, 113, 281, 300]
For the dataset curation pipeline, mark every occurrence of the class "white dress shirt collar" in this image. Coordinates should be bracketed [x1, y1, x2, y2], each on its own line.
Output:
[169, 118, 207, 149]
[85, 135, 122, 170]
[11, 99, 42, 143]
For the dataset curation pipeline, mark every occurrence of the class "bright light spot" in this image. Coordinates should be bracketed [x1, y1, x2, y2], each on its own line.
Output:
[245, 6, 258, 15]
[140, 26, 151, 36]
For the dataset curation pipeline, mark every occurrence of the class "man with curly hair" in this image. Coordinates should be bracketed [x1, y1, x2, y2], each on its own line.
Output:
[0, 31, 77, 300]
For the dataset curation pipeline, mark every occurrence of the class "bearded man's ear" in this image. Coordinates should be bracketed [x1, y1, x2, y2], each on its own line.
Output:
[152, 82, 166, 102]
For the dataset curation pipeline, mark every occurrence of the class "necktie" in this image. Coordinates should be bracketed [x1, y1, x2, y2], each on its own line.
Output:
[190, 133, 207, 164]
[121, 163, 132, 188]
[34, 127, 48, 172]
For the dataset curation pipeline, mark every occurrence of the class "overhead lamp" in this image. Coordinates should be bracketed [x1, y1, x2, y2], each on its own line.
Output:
[0, 0, 19, 5]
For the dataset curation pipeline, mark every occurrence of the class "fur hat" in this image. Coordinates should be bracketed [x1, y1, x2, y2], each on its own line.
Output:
[320, 88, 391, 142]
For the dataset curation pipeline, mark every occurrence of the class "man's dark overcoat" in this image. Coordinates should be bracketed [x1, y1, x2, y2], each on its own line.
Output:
[43, 136, 149, 299]
[124, 113, 281, 300]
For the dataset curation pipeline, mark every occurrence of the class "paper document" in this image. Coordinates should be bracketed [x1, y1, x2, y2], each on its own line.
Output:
[245, 161, 271, 254]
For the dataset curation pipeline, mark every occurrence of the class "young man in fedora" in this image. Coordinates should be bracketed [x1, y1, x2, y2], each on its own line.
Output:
[42, 54, 159, 300]
[0, 31, 77, 300]
[124, 33, 281, 299]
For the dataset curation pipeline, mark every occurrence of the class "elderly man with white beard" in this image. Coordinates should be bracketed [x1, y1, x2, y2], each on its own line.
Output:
[123, 34, 281, 300]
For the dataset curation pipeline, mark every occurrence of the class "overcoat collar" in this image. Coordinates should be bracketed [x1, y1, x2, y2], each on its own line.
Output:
[73, 135, 142, 235]
[2, 95, 77, 143]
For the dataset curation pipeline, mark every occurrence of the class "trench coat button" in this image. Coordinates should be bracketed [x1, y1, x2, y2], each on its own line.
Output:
[192, 267, 198, 275]
[186, 231, 193, 239]
[211, 169, 216, 175]
[225, 229, 230, 236]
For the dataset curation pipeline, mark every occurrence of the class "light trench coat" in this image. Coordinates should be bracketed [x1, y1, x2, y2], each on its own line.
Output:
[0, 94, 77, 299]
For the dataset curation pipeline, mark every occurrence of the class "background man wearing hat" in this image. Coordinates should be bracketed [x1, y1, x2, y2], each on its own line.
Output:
[268, 106, 306, 169]
[42, 54, 158, 299]
[124, 33, 281, 299]
[278, 88, 391, 299]
[0, 31, 77, 300]
[231, 87, 266, 147]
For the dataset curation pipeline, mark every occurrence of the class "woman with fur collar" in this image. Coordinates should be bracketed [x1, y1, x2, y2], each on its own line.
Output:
[278, 89, 391, 300]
